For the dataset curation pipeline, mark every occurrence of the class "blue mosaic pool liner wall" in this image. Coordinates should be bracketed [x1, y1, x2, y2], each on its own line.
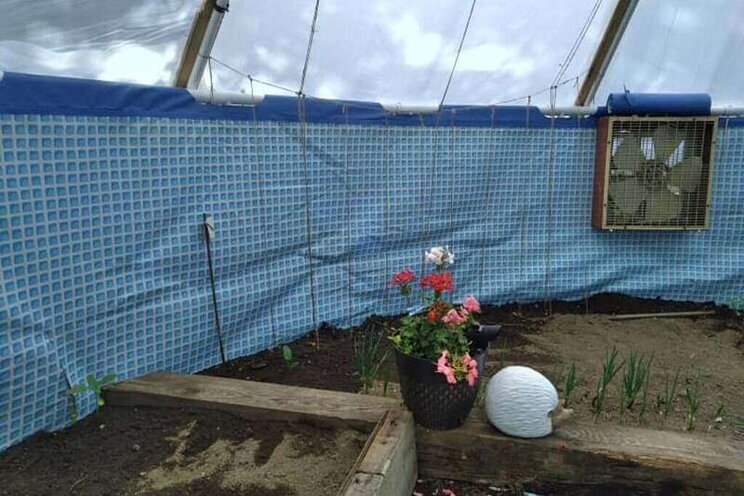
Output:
[1, 73, 743, 450]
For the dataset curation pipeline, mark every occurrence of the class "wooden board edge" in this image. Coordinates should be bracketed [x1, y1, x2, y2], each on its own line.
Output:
[104, 372, 400, 429]
[416, 421, 744, 494]
[339, 410, 417, 496]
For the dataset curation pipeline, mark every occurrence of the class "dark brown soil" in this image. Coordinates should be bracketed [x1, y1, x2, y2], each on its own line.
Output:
[200, 293, 742, 393]
[200, 321, 363, 393]
[0, 405, 367, 496]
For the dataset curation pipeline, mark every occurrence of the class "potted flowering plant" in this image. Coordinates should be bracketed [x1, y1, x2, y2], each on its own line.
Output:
[389, 246, 496, 429]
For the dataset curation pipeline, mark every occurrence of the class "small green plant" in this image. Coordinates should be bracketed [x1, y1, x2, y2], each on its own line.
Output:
[281, 345, 297, 369]
[638, 361, 652, 422]
[684, 372, 702, 431]
[563, 362, 581, 408]
[620, 351, 653, 419]
[714, 404, 726, 423]
[736, 416, 744, 431]
[592, 346, 625, 421]
[353, 316, 389, 393]
[69, 373, 117, 420]
[656, 367, 681, 424]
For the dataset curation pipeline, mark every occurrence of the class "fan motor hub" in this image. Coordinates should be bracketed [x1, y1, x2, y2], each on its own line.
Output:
[642, 162, 668, 192]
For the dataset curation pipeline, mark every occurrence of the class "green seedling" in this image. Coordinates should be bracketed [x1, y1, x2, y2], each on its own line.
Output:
[736, 416, 744, 431]
[714, 405, 726, 423]
[592, 346, 625, 421]
[620, 351, 653, 419]
[353, 317, 388, 393]
[563, 362, 581, 408]
[69, 373, 117, 420]
[638, 361, 652, 422]
[684, 372, 702, 431]
[281, 345, 297, 369]
[656, 367, 681, 425]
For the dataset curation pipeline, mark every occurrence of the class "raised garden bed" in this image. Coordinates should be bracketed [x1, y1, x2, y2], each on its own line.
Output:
[110, 373, 744, 494]
[197, 294, 743, 493]
[0, 405, 368, 496]
[202, 294, 743, 437]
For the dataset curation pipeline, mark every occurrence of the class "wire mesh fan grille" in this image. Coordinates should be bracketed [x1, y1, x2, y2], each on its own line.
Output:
[604, 117, 716, 229]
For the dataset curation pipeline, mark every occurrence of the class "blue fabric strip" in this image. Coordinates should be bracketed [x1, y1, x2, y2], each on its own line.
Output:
[0, 71, 595, 128]
[607, 92, 712, 116]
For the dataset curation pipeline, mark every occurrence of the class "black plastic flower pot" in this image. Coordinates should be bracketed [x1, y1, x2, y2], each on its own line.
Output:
[394, 347, 486, 430]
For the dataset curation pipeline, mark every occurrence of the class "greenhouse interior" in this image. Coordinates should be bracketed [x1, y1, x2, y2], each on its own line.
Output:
[1, 0, 743, 495]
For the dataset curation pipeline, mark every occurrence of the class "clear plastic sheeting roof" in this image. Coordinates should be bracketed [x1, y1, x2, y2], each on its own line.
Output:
[203, 0, 615, 106]
[2, 1, 744, 107]
[0, 0, 198, 86]
[594, 1, 744, 108]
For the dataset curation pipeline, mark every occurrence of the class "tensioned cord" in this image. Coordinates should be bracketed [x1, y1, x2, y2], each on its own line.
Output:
[297, 0, 322, 346]
[439, 0, 477, 110]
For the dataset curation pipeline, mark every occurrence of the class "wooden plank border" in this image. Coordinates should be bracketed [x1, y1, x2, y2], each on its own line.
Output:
[417, 412, 744, 494]
[106, 372, 744, 494]
[340, 409, 417, 496]
[105, 372, 399, 429]
[106, 372, 415, 496]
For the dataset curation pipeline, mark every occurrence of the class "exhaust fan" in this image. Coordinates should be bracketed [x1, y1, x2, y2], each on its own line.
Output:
[592, 116, 717, 230]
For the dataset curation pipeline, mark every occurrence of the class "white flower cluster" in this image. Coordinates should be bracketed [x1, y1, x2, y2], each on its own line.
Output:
[425, 246, 455, 266]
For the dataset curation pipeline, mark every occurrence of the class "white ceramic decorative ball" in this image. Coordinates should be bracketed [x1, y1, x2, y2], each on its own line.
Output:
[485, 365, 559, 438]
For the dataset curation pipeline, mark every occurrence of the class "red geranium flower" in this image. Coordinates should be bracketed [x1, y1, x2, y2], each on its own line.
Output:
[420, 271, 454, 293]
[426, 300, 450, 322]
[389, 267, 416, 286]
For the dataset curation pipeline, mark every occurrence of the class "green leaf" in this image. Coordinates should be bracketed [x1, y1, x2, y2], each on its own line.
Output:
[86, 374, 99, 390]
[69, 385, 87, 395]
[281, 345, 294, 363]
[100, 373, 117, 385]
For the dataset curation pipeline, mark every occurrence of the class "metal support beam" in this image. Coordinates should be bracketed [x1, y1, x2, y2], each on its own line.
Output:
[173, 0, 229, 89]
[575, 0, 638, 106]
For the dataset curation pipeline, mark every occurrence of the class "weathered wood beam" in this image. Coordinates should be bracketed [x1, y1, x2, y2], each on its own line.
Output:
[575, 0, 639, 105]
[417, 411, 744, 494]
[105, 372, 399, 429]
[340, 409, 416, 496]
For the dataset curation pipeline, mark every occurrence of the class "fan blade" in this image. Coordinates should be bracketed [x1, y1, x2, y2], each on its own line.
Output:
[609, 178, 645, 215]
[653, 125, 683, 160]
[668, 156, 703, 192]
[612, 135, 645, 172]
[645, 189, 682, 222]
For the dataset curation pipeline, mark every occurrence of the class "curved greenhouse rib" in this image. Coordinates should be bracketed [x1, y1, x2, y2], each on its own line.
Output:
[173, 0, 230, 89]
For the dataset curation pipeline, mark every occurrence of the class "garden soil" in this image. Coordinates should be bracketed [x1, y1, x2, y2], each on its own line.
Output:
[202, 293, 743, 437]
[488, 312, 744, 436]
[0, 406, 367, 496]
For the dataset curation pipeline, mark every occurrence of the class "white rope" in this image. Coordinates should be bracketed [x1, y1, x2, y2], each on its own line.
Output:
[299, 0, 321, 96]
[552, 0, 604, 88]
[439, 0, 478, 109]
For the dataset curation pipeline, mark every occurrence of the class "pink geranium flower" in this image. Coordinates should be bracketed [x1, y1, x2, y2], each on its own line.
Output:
[464, 353, 479, 386]
[442, 308, 467, 326]
[462, 295, 481, 313]
[436, 351, 457, 384]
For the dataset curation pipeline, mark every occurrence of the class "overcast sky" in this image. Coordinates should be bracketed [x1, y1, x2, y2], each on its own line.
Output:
[1, 0, 742, 107]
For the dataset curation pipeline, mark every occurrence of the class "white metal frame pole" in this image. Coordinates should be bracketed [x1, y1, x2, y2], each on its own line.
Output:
[575, 0, 639, 106]
[173, 0, 229, 89]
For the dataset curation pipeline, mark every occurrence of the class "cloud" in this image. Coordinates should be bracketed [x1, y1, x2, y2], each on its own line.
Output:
[254, 46, 291, 74]
[388, 13, 445, 68]
[98, 45, 177, 85]
[445, 43, 535, 78]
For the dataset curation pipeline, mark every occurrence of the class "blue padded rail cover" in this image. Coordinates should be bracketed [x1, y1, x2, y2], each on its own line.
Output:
[0, 72, 743, 452]
[0, 71, 592, 128]
[607, 92, 712, 116]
